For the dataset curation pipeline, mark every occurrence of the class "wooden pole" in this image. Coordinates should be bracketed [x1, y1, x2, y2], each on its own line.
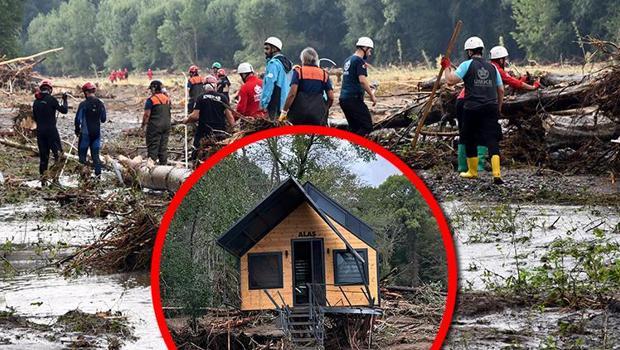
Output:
[0, 48, 64, 66]
[410, 20, 463, 149]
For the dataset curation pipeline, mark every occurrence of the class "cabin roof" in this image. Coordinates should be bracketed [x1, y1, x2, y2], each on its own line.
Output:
[217, 178, 375, 257]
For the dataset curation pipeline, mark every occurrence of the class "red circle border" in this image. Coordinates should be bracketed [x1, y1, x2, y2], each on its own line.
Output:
[150, 125, 458, 350]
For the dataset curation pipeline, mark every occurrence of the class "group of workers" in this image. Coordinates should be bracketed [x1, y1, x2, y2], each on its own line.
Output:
[32, 33, 535, 185]
[108, 68, 129, 83]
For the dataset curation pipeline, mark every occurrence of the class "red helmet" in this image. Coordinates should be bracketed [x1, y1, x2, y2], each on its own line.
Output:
[82, 82, 96, 92]
[189, 65, 199, 74]
[217, 68, 226, 77]
[39, 79, 53, 90]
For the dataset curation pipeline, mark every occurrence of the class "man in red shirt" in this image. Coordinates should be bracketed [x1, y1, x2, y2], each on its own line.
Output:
[489, 46, 540, 91]
[236, 62, 265, 118]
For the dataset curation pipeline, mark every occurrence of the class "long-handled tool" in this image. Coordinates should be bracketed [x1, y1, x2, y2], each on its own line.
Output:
[410, 20, 462, 149]
[58, 134, 77, 179]
[182, 72, 189, 168]
[407, 20, 463, 150]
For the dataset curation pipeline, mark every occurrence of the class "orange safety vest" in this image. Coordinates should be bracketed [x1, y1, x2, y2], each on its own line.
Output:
[148, 93, 171, 129]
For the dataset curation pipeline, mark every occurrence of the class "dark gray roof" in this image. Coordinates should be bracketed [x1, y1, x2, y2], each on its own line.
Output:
[217, 178, 375, 258]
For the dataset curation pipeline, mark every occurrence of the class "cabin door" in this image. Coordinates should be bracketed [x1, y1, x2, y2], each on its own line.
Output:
[292, 239, 325, 306]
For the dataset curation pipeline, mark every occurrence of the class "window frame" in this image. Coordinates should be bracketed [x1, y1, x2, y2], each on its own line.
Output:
[247, 252, 284, 290]
[333, 248, 369, 286]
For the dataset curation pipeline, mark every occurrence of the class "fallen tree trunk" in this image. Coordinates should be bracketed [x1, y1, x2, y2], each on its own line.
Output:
[0, 137, 191, 192]
[501, 82, 594, 119]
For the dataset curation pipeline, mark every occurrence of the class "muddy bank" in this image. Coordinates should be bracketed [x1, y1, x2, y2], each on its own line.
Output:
[421, 167, 618, 205]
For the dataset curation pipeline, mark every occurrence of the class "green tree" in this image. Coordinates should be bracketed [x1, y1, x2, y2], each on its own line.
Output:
[129, 1, 172, 69]
[26, 0, 105, 74]
[0, 0, 24, 58]
[97, 0, 141, 70]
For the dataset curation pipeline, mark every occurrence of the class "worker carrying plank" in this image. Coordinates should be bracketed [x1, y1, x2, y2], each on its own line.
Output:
[442, 36, 506, 185]
[32, 79, 68, 186]
[142, 79, 172, 165]
[339, 37, 377, 136]
[74, 82, 106, 178]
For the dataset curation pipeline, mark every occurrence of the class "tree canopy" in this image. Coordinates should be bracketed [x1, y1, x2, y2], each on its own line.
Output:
[4, 0, 618, 75]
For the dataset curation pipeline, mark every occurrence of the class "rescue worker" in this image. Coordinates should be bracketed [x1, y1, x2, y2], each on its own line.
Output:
[211, 62, 222, 76]
[74, 82, 106, 178]
[261, 36, 293, 120]
[187, 65, 204, 112]
[236, 63, 265, 118]
[142, 80, 171, 165]
[147, 68, 153, 81]
[442, 36, 505, 184]
[32, 79, 68, 184]
[339, 37, 377, 136]
[216, 68, 231, 101]
[279, 47, 334, 126]
[455, 89, 487, 173]
[183, 76, 235, 155]
[489, 46, 541, 91]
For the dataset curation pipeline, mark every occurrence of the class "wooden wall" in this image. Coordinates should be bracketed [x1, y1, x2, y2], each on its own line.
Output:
[240, 202, 379, 311]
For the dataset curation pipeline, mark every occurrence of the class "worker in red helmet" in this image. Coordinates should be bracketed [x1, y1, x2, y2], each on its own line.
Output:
[216, 68, 231, 101]
[187, 65, 204, 113]
[147, 68, 153, 81]
[74, 82, 106, 178]
[32, 79, 69, 185]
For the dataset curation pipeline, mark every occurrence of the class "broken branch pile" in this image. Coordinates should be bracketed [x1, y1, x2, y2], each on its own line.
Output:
[0, 48, 63, 92]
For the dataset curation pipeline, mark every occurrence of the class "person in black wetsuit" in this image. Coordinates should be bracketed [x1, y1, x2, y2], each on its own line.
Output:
[32, 79, 68, 185]
[75, 82, 107, 178]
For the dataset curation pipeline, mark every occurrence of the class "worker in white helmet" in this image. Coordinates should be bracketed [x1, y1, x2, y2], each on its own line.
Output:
[339, 36, 377, 136]
[441, 36, 505, 185]
[489, 46, 541, 91]
[236, 62, 265, 118]
[261, 36, 293, 120]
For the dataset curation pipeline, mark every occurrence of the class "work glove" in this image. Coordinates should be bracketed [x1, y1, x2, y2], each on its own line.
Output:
[533, 80, 541, 89]
[440, 57, 452, 69]
[278, 111, 288, 122]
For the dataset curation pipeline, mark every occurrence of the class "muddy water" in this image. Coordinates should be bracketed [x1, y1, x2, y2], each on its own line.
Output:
[0, 198, 165, 349]
[1, 272, 165, 349]
[444, 202, 620, 349]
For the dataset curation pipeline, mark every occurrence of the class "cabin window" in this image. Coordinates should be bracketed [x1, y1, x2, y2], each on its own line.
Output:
[333, 249, 368, 285]
[248, 252, 283, 289]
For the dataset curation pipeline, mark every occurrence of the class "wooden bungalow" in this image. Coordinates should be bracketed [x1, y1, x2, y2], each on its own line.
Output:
[217, 178, 381, 348]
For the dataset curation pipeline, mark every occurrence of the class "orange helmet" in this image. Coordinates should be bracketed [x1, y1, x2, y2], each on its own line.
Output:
[82, 82, 96, 92]
[39, 79, 53, 90]
[189, 65, 199, 74]
[217, 68, 226, 77]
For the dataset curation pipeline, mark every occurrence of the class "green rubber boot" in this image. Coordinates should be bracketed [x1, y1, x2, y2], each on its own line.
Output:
[477, 146, 488, 172]
[457, 144, 467, 172]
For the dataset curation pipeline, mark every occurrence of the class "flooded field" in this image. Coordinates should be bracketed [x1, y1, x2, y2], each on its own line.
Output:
[0, 196, 165, 349]
[444, 202, 620, 349]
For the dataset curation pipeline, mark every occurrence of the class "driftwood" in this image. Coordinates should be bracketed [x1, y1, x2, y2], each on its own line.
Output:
[543, 106, 617, 140]
[0, 48, 64, 92]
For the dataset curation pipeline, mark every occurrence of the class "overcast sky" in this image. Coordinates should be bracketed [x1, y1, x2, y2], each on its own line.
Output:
[349, 155, 402, 187]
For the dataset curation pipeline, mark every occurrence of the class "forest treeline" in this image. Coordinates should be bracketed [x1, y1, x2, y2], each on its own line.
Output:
[1, 0, 618, 74]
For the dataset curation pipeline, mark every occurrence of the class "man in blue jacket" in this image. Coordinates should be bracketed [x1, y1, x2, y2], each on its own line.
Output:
[75, 82, 107, 178]
[260, 36, 293, 120]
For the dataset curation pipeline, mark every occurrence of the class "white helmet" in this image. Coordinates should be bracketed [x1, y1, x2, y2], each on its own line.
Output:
[464, 36, 485, 50]
[356, 37, 374, 49]
[490, 45, 509, 60]
[265, 37, 283, 51]
[237, 62, 254, 74]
